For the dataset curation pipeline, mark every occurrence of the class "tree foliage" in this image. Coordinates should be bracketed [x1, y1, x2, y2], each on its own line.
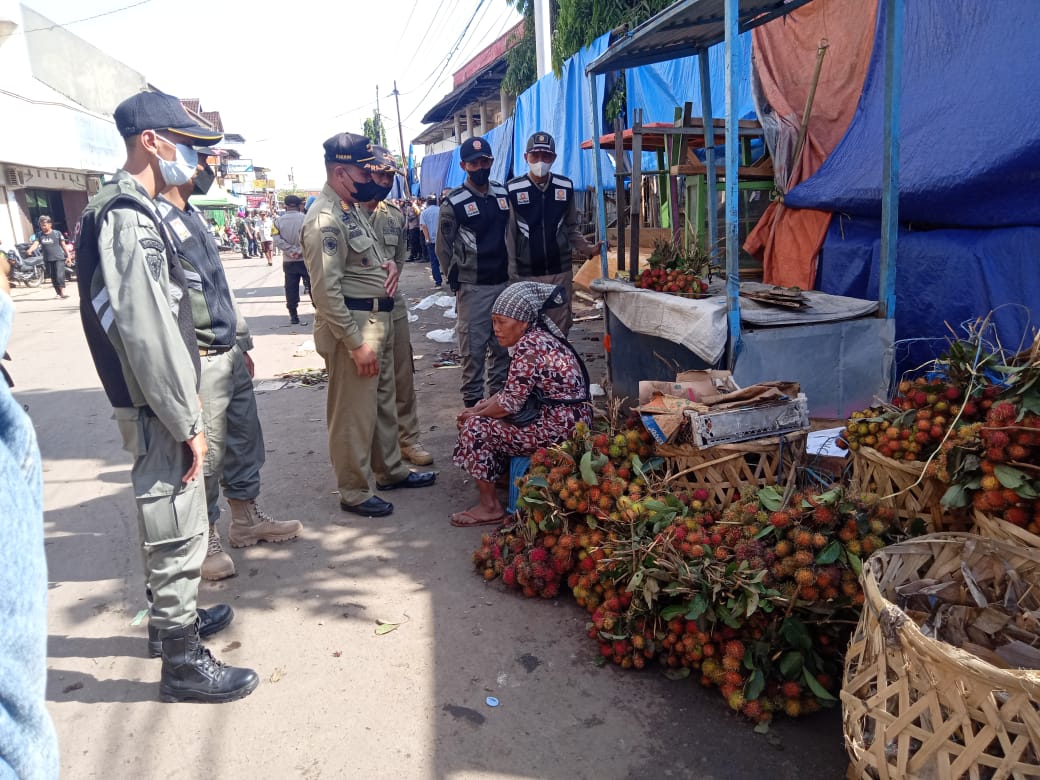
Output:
[363, 113, 388, 147]
[502, 0, 675, 95]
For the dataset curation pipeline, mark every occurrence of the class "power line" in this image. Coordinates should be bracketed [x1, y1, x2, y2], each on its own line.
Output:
[13, 0, 157, 34]
[398, 0, 421, 42]
[399, 0, 463, 79]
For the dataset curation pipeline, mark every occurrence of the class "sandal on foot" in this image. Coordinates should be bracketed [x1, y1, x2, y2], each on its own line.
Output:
[450, 510, 505, 528]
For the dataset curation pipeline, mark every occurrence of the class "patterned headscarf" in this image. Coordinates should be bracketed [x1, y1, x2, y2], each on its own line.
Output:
[492, 282, 568, 340]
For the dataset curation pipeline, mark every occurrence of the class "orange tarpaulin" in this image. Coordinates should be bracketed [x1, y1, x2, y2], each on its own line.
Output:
[744, 0, 878, 289]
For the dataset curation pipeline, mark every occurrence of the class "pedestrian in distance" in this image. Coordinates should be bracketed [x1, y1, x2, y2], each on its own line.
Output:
[302, 132, 435, 518]
[506, 132, 602, 337]
[436, 135, 512, 408]
[359, 146, 434, 467]
[74, 90, 258, 703]
[419, 195, 442, 288]
[273, 194, 311, 325]
[404, 197, 422, 261]
[26, 215, 73, 298]
[156, 153, 303, 584]
[256, 208, 274, 265]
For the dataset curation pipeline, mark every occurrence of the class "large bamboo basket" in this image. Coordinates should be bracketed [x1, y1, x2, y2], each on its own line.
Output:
[656, 432, 805, 509]
[849, 446, 963, 532]
[972, 508, 1040, 548]
[843, 533, 1040, 780]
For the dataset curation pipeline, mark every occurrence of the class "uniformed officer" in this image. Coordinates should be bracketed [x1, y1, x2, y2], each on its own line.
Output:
[75, 91, 257, 703]
[157, 156, 303, 584]
[506, 131, 602, 337]
[359, 146, 433, 467]
[302, 133, 435, 517]
[436, 136, 511, 407]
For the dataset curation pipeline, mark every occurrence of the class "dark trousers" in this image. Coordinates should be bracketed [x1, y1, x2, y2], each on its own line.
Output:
[45, 259, 65, 291]
[237, 233, 249, 258]
[247, 237, 259, 257]
[284, 261, 311, 315]
[407, 228, 422, 260]
[426, 243, 442, 286]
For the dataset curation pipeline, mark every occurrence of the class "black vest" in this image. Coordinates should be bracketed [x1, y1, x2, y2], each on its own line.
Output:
[76, 184, 200, 409]
[448, 182, 510, 285]
[506, 174, 574, 277]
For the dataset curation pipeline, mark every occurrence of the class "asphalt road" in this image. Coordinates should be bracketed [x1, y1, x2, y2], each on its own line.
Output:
[8, 253, 848, 779]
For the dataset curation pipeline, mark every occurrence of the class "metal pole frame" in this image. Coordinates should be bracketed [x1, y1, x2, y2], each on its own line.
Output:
[698, 48, 719, 264]
[589, 72, 610, 279]
[879, 0, 903, 320]
[724, 0, 743, 370]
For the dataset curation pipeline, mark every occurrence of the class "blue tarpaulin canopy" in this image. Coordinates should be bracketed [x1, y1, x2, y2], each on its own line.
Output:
[418, 149, 453, 197]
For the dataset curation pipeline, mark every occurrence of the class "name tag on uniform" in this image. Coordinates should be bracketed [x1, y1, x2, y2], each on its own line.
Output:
[168, 217, 192, 242]
[464, 202, 480, 217]
[555, 189, 567, 201]
[497, 197, 509, 211]
[516, 191, 529, 205]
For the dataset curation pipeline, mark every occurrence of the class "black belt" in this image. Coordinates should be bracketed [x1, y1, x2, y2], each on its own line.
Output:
[344, 297, 394, 313]
[199, 346, 232, 357]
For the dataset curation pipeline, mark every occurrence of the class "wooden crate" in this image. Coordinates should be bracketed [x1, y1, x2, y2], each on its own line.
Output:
[848, 446, 964, 532]
[656, 432, 805, 508]
[843, 533, 1040, 779]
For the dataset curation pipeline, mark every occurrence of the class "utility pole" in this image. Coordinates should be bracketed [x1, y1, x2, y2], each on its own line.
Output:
[390, 80, 410, 195]
[533, 0, 552, 78]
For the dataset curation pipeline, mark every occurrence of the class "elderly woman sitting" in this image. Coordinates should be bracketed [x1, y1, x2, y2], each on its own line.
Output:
[451, 282, 592, 527]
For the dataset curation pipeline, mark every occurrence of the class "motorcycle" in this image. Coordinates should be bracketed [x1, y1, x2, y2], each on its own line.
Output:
[6, 244, 45, 287]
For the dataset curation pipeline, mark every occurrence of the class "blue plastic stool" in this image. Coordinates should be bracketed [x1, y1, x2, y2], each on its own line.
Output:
[506, 456, 532, 514]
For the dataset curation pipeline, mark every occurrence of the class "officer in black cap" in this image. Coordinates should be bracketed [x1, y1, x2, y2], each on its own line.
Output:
[302, 133, 435, 518]
[506, 131, 602, 336]
[435, 136, 511, 407]
[75, 90, 258, 703]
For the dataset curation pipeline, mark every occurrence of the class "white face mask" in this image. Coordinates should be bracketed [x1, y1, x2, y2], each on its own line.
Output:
[529, 161, 552, 178]
[157, 141, 198, 187]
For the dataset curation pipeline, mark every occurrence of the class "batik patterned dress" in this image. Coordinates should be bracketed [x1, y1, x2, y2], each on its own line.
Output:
[452, 326, 592, 482]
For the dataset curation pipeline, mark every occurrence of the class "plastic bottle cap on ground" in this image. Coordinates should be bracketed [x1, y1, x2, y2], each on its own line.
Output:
[485, 696, 499, 707]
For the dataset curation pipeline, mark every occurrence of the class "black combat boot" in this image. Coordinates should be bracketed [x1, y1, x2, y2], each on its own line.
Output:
[158, 622, 259, 703]
[147, 604, 234, 658]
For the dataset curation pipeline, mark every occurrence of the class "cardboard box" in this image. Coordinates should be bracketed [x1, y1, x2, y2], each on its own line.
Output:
[636, 372, 739, 444]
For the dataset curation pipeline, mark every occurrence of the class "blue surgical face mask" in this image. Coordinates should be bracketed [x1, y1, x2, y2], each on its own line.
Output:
[157, 140, 198, 187]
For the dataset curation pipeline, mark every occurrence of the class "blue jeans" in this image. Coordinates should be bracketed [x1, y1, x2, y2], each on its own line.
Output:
[426, 243, 442, 286]
[0, 292, 59, 779]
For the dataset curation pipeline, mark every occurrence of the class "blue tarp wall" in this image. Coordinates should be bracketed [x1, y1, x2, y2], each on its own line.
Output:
[419, 149, 452, 197]
[784, 0, 1040, 371]
[512, 32, 615, 189]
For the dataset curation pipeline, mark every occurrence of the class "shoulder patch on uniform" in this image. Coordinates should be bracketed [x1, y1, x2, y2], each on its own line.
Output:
[516, 190, 530, 205]
[490, 183, 507, 197]
[449, 190, 471, 206]
[555, 188, 568, 201]
[321, 230, 339, 256]
[139, 236, 165, 281]
[507, 179, 530, 192]
[497, 197, 509, 211]
[552, 175, 573, 189]
[464, 202, 480, 217]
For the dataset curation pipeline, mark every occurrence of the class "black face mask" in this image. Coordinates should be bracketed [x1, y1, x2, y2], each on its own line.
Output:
[468, 168, 491, 187]
[371, 183, 393, 203]
[192, 163, 215, 196]
[350, 179, 385, 203]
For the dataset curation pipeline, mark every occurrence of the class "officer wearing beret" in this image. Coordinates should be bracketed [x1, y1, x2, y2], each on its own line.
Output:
[359, 146, 433, 467]
[506, 131, 602, 336]
[75, 90, 257, 703]
[302, 133, 435, 517]
[436, 136, 511, 407]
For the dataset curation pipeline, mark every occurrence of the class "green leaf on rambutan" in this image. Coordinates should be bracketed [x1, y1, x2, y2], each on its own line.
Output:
[579, 452, 599, 486]
[758, 486, 783, 511]
[754, 525, 776, 540]
[685, 593, 708, 620]
[525, 476, 549, 489]
[994, 464, 1028, 489]
[802, 668, 837, 701]
[815, 541, 841, 565]
[779, 651, 803, 678]
[746, 669, 765, 701]
[848, 552, 863, 576]
[941, 484, 968, 508]
[780, 618, 812, 652]
[659, 604, 686, 621]
[663, 668, 691, 681]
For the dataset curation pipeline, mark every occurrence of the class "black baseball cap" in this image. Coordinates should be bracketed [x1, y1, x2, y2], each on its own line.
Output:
[364, 145, 402, 173]
[526, 132, 556, 154]
[324, 132, 375, 166]
[113, 91, 222, 144]
[460, 136, 493, 162]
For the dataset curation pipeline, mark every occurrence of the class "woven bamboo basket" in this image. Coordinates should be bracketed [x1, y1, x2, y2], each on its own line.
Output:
[656, 432, 805, 508]
[843, 533, 1040, 780]
[849, 446, 961, 532]
[972, 508, 1040, 548]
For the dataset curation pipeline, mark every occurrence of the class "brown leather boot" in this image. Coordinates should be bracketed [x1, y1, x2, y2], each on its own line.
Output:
[400, 442, 434, 466]
[201, 525, 235, 581]
[227, 498, 302, 548]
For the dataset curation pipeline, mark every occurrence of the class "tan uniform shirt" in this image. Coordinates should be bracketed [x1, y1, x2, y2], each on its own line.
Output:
[365, 201, 408, 321]
[302, 184, 388, 351]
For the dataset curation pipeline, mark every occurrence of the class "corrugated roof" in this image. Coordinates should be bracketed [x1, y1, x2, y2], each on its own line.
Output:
[586, 0, 817, 75]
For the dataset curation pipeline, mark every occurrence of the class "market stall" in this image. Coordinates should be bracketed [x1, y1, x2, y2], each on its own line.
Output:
[581, 0, 895, 419]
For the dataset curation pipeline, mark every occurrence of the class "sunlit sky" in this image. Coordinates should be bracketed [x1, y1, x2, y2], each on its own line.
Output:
[25, 0, 522, 188]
